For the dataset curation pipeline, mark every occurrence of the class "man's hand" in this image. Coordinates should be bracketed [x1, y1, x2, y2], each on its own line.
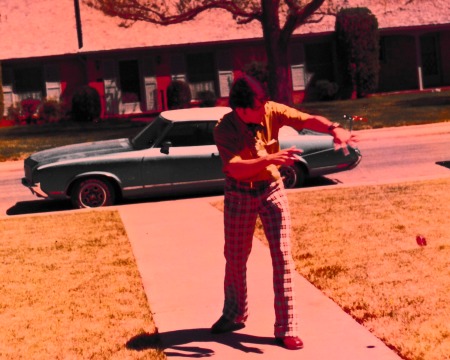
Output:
[268, 146, 303, 166]
[331, 128, 359, 155]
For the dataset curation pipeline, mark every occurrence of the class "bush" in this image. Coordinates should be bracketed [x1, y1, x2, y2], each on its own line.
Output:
[71, 85, 101, 122]
[335, 7, 380, 98]
[167, 80, 192, 109]
[197, 90, 217, 107]
[243, 61, 269, 86]
[38, 99, 63, 123]
[21, 98, 41, 124]
[6, 103, 22, 124]
[315, 80, 339, 101]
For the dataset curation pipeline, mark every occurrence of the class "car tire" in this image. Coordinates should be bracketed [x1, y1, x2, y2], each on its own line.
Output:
[71, 178, 115, 209]
[280, 164, 305, 189]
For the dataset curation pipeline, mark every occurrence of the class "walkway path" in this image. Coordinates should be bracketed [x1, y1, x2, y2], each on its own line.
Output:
[119, 197, 403, 359]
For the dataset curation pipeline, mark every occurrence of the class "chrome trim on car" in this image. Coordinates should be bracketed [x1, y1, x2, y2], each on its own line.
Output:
[21, 178, 47, 198]
[122, 178, 224, 192]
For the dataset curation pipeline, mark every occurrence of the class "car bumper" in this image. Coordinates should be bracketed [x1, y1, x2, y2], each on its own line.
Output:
[21, 177, 48, 198]
[347, 148, 362, 170]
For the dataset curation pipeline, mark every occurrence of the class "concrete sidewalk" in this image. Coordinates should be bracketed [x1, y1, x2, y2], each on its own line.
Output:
[118, 197, 402, 359]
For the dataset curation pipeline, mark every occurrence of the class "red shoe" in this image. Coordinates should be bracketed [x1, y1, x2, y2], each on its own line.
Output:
[275, 336, 304, 350]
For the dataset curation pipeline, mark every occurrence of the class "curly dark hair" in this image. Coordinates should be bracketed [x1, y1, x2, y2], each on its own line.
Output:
[228, 75, 267, 110]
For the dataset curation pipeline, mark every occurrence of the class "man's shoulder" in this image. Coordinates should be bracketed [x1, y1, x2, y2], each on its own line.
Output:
[215, 111, 237, 131]
[266, 101, 294, 112]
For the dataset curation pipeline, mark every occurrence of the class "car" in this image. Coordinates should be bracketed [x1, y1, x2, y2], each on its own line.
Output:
[22, 107, 361, 209]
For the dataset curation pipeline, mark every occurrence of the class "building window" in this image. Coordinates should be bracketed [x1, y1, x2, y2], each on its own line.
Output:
[186, 52, 216, 99]
[119, 60, 141, 104]
[421, 34, 440, 77]
[304, 42, 334, 84]
[13, 67, 44, 100]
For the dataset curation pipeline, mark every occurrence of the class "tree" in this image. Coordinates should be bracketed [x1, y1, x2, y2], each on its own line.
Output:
[85, 0, 329, 104]
[84, 0, 415, 104]
[336, 7, 379, 98]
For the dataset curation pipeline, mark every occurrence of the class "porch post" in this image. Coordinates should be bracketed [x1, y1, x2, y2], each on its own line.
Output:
[415, 34, 424, 90]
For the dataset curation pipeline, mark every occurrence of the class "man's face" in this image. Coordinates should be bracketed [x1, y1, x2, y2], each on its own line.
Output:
[236, 97, 267, 124]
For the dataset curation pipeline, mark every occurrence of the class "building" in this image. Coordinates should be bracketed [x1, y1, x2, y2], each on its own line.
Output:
[1, 0, 450, 118]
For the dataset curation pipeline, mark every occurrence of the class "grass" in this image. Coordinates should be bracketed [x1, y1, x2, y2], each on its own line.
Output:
[297, 90, 450, 130]
[243, 178, 450, 360]
[1, 90, 449, 162]
[4, 182, 449, 360]
[0, 210, 166, 359]
[0, 119, 148, 162]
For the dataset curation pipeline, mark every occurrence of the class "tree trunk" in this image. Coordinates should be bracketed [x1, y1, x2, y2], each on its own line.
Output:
[261, 0, 292, 105]
[270, 42, 292, 105]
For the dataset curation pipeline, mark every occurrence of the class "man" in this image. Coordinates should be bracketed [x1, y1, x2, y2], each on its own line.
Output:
[211, 75, 358, 350]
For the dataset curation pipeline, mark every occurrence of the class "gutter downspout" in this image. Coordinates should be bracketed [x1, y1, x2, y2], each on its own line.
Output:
[74, 0, 83, 49]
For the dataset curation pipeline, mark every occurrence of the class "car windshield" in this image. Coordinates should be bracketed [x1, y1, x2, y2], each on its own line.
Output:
[131, 116, 172, 150]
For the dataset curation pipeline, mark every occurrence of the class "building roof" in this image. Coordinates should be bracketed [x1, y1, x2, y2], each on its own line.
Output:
[1, 0, 449, 61]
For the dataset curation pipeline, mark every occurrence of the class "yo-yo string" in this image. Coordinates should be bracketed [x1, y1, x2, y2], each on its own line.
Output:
[334, 113, 427, 247]
[344, 119, 428, 249]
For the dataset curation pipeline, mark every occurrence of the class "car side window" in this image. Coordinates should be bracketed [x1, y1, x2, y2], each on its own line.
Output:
[132, 117, 170, 149]
[161, 122, 215, 147]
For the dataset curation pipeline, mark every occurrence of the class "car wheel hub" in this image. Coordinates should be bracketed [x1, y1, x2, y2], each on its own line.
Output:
[80, 184, 106, 207]
[280, 166, 297, 189]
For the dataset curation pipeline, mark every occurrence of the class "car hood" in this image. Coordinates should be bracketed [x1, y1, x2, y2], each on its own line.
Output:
[29, 138, 133, 166]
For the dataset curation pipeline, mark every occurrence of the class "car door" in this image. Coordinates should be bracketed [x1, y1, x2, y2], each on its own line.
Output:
[140, 121, 224, 190]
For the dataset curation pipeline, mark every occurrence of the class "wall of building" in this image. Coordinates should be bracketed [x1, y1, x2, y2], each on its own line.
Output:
[3, 25, 450, 119]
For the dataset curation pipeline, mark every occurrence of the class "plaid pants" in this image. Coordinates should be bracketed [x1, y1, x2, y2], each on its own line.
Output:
[221, 177, 299, 337]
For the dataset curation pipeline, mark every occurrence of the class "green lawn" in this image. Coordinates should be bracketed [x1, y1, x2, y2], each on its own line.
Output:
[298, 90, 450, 129]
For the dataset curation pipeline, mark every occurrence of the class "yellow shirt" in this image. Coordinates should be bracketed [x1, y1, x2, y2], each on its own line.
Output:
[214, 101, 310, 182]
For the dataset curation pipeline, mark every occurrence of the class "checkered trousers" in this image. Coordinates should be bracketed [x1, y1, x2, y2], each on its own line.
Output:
[222, 177, 299, 337]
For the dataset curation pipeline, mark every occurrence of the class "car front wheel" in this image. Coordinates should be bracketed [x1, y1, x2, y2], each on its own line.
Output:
[71, 178, 115, 209]
[280, 164, 305, 189]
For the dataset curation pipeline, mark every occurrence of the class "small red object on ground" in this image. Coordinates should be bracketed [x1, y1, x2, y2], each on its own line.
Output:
[416, 235, 427, 246]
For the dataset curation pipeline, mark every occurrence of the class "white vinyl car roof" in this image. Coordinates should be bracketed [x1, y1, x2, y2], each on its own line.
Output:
[160, 106, 301, 137]
[160, 107, 232, 122]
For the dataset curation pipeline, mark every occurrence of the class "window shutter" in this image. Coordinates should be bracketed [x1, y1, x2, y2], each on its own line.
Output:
[217, 50, 233, 97]
[45, 65, 61, 99]
[103, 60, 119, 115]
[2, 68, 14, 115]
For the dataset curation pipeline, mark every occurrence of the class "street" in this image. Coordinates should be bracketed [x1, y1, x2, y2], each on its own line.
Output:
[1, 122, 450, 217]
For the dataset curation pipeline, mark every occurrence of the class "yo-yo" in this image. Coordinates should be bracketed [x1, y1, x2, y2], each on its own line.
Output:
[416, 235, 427, 246]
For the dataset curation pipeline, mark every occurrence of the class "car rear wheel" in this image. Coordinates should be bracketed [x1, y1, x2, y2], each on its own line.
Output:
[280, 164, 305, 189]
[71, 178, 115, 208]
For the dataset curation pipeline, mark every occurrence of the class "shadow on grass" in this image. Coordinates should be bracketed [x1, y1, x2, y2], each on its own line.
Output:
[6, 199, 73, 215]
[394, 94, 450, 108]
[5, 177, 337, 216]
[126, 329, 276, 357]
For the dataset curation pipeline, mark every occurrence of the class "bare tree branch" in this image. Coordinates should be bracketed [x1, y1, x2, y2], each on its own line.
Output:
[280, 0, 325, 44]
[83, 0, 417, 103]
[84, 0, 263, 26]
